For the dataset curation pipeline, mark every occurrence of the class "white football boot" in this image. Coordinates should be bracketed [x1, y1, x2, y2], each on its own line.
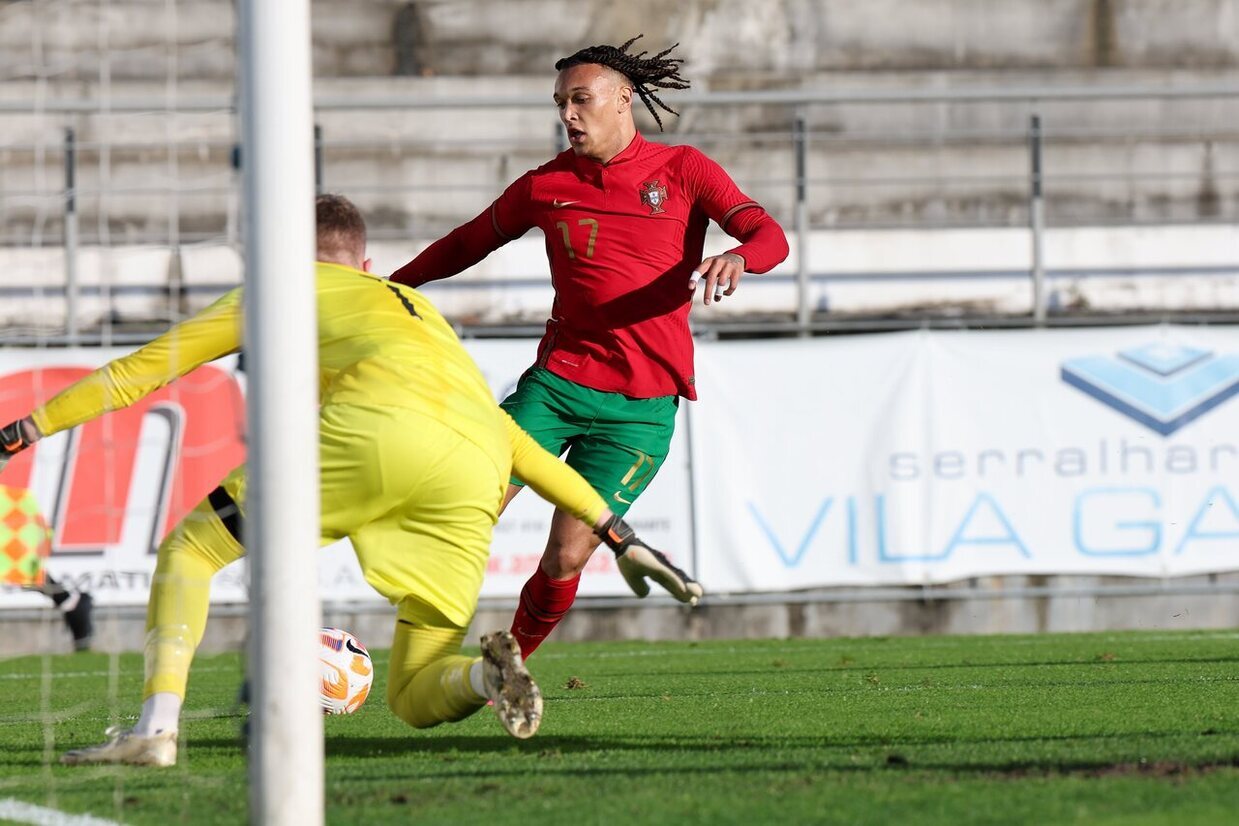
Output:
[480, 630, 542, 739]
[61, 725, 177, 767]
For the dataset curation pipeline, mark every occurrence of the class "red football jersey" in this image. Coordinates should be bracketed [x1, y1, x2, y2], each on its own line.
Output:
[393, 132, 788, 400]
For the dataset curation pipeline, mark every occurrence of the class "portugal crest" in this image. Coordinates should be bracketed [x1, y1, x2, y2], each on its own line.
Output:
[639, 180, 668, 214]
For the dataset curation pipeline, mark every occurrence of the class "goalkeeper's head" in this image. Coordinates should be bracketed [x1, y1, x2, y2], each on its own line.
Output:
[316, 193, 369, 271]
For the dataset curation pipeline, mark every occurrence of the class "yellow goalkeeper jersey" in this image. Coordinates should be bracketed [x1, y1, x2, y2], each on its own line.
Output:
[29, 262, 605, 527]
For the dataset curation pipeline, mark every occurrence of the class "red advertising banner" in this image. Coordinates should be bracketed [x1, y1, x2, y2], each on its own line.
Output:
[0, 363, 246, 554]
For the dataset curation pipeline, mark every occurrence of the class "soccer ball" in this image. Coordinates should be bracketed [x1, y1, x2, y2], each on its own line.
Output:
[319, 627, 373, 715]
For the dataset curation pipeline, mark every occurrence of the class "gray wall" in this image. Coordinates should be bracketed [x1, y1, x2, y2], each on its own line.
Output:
[7, 572, 1238, 656]
[2, 0, 1237, 313]
[4, 1, 1238, 81]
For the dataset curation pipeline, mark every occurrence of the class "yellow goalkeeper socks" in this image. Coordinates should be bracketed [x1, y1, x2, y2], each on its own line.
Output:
[142, 498, 243, 698]
[387, 622, 486, 728]
[142, 623, 197, 697]
[393, 655, 487, 728]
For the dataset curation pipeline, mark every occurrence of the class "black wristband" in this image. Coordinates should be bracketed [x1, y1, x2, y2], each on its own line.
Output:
[1, 420, 30, 456]
[597, 513, 636, 557]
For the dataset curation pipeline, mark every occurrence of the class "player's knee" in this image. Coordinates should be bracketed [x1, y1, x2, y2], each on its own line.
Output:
[540, 547, 590, 578]
[542, 535, 598, 577]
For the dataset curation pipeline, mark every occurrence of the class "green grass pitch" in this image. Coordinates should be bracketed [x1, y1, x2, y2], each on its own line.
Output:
[1, 630, 1237, 824]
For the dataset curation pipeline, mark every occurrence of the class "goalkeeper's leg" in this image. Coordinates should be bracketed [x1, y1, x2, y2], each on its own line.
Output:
[142, 479, 246, 712]
[62, 470, 246, 767]
[386, 600, 542, 740]
[335, 406, 540, 738]
[386, 610, 480, 728]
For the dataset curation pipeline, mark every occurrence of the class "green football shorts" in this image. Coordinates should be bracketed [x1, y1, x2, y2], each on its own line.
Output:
[500, 368, 679, 517]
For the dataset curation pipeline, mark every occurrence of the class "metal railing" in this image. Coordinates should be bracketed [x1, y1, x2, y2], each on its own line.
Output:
[3, 81, 1238, 341]
[4, 84, 1239, 617]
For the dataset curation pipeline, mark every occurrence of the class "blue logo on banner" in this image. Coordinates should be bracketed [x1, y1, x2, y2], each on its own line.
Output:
[1061, 343, 1239, 436]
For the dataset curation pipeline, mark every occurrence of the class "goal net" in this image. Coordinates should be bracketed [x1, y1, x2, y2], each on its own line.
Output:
[0, 0, 320, 820]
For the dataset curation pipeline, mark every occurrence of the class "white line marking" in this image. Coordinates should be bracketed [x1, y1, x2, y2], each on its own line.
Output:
[0, 798, 124, 826]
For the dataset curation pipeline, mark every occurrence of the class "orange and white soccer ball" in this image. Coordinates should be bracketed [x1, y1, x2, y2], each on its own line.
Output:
[319, 627, 373, 715]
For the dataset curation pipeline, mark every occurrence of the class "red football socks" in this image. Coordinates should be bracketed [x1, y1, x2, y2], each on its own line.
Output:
[510, 567, 580, 659]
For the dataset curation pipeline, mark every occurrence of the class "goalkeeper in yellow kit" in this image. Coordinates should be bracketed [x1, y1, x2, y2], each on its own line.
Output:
[0, 195, 677, 767]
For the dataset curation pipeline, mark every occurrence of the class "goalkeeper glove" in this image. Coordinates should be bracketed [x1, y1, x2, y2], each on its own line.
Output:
[0, 418, 38, 473]
[596, 513, 703, 606]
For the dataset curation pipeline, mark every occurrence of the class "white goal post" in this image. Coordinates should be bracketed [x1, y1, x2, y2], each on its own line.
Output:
[238, 1, 323, 823]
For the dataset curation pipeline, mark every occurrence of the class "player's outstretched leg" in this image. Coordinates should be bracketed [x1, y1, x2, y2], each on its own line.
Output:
[60, 726, 177, 767]
[480, 630, 542, 739]
[510, 567, 580, 658]
[62, 589, 95, 651]
[27, 575, 95, 651]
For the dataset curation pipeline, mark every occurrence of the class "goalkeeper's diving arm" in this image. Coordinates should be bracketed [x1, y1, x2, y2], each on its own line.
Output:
[1, 289, 243, 474]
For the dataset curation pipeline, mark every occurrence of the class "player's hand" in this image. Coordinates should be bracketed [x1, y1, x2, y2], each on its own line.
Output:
[0, 417, 40, 473]
[689, 252, 745, 306]
[596, 513, 703, 606]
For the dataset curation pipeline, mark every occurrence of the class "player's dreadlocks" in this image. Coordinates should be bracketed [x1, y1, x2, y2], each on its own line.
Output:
[554, 35, 690, 131]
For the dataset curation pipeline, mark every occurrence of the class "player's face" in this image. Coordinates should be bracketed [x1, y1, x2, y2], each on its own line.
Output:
[554, 64, 632, 163]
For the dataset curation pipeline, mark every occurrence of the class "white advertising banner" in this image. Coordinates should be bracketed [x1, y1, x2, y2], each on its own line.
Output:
[4, 324, 1239, 607]
[691, 325, 1239, 591]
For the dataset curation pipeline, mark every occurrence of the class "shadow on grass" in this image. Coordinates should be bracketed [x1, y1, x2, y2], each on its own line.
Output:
[321, 728, 1239, 755]
[316, 732, 1239, 784]
[315, 728, 1239, 785]
[9, 727, 1229, 765]
[590, 655, 1239, 682]
[4, 729, 1236, 784]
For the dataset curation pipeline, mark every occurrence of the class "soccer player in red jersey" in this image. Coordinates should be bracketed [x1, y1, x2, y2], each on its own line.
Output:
[391, 36, 789, 657]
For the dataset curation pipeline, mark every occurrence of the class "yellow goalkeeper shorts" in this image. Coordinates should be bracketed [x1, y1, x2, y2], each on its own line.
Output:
[210, 402, 509, 628]
[320, 402, 508, 627]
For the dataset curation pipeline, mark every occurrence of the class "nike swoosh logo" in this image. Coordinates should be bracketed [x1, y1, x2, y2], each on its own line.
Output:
[613, 491, 632, 505]
[552, 199, 580, 208]
[345, 638, 369, 658]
